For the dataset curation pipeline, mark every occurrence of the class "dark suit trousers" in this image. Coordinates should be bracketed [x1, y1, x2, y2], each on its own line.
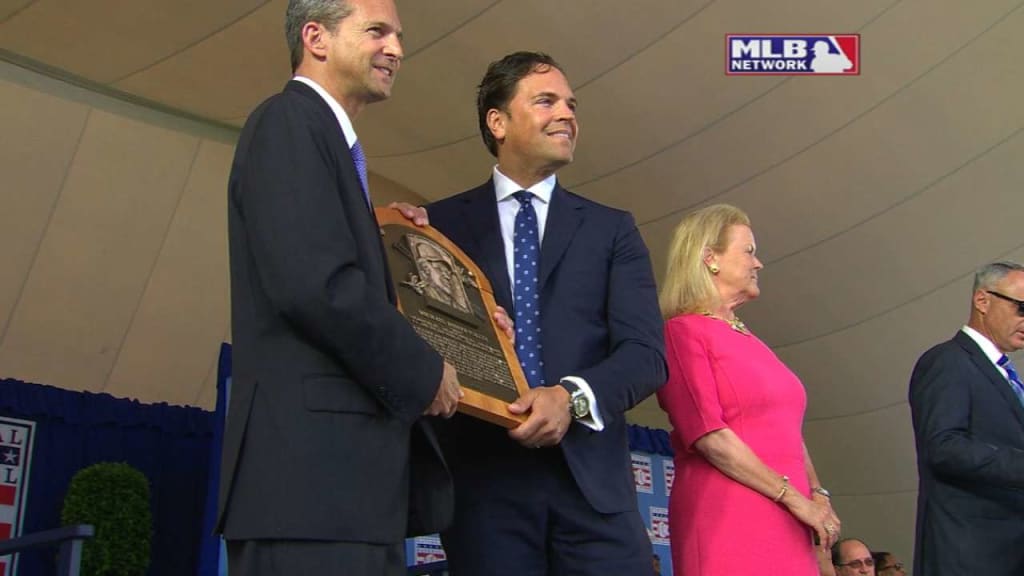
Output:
[227, 539, 405, 576]
[442, 448, 652, 576]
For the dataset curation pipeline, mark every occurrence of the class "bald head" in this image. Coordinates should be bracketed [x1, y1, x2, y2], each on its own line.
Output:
[833, 539, 875, 575]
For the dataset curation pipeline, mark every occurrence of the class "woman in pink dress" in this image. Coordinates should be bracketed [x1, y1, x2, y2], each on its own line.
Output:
[657, 204, 840, 575]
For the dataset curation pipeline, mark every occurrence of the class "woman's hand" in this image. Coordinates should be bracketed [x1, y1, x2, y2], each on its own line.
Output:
[691, 429, 841, 550]
[782, 491, 841, 550]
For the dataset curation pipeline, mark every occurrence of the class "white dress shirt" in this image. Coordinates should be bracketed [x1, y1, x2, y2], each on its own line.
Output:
[962, 325, 1012, 380]
[293, 76, 359, 151]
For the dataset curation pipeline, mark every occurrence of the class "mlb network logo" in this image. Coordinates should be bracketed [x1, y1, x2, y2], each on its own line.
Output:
[726, 34, 860, 75]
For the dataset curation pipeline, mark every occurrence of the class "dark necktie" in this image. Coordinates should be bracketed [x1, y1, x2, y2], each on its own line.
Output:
[512, 191, 544, 388]
[350, 141, 371, 207]
[998, 355, 1024, 408]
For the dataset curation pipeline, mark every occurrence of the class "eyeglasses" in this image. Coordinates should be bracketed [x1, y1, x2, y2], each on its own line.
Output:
[987, 290, 1024, 316]
[835, 558, 874, 569]
[879, 562, 905, 572]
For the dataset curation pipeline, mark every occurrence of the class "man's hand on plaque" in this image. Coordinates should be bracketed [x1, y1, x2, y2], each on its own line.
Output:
[389, 201, 429, 226]
[493, 306, 514, 343]
[424, 361, 463, 418]
[507, 386, 571, 448]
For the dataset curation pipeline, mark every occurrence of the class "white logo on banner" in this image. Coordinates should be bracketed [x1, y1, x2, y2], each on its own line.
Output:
[0, 417, 35, 576]
[631, 453, 653, 494]
[648, 506, 670, 545]
[414, 535, 446, 565]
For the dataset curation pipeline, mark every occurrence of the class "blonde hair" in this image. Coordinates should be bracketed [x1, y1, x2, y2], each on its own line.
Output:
[659, 204, 751, 318]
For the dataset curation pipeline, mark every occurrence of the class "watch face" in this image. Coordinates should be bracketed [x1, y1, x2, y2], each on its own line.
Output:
[571, 394, 590, 418]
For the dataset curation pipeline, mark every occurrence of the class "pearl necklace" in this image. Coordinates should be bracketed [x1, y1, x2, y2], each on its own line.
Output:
[702, 312, 750, 334]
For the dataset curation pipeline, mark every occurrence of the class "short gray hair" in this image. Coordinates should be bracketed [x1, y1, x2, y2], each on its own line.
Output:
[285, 0, 353, 72]
[973, 261, 1024, 292]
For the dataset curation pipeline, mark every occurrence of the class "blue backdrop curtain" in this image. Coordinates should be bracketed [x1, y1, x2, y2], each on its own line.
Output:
[629, 423, 673, 457]
[196, 343, 231, 576]
[0, 378, 214, 576]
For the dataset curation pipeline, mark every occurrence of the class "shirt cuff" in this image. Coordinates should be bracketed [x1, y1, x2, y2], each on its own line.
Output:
[561, 376, 605, 432]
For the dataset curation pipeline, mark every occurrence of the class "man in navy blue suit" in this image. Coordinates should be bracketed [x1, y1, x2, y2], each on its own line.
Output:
[909, 261, 1024, 575]
[427, 52, 668, 576]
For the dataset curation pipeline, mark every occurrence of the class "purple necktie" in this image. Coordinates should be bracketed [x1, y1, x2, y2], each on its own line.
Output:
[998, 355, 1024, 408]
[350, 141, 370, 207]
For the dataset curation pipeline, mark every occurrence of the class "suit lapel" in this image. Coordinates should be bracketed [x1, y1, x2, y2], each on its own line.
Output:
[463, 183, 514, 309]
[955, 331, 1024, 430]
[286, 80, 393, 301]
[286, 81, 369, 215]
[539, 185, 583, 290]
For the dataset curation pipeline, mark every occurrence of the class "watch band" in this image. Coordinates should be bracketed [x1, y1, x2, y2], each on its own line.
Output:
[557, 381, 590, 420]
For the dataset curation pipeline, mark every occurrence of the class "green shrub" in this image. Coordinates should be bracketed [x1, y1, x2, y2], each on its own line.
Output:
[61, 462, 151, 576]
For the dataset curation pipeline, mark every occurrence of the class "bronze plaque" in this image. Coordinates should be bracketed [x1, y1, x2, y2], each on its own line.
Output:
[376, 207, 529, 428]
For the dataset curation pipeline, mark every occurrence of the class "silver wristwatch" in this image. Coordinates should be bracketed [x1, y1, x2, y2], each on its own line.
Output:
[812, 486, 832, 499]
[558, 380, 590, 420]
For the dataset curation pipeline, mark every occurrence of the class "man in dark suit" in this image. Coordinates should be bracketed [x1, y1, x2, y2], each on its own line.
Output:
[909, 261, 1024, 575]
[216, 1, 463, 574]
[428, 52, 667, 575]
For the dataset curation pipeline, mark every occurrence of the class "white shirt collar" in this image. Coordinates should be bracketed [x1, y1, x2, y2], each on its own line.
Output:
[492, 166, 555, 204]
[961, 325, 1005, 365]
[292, 76, 358, 149]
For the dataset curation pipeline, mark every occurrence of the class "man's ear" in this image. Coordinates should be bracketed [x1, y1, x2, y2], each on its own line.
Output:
[302, 22, 329, 61]
[486, 108, 506, 145]
[973, 289, 991, 315]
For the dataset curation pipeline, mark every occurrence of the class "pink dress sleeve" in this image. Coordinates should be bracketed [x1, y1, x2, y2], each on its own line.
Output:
[657, 316, 728, 451]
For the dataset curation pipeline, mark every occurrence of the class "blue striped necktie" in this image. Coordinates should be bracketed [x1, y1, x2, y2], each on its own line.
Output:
[350, 141, 371, 207]
[512, 191, 544, 388]
[997, 355, 1024, 408]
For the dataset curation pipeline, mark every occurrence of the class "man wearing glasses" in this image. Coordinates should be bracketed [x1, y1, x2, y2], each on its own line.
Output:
[832, 539, 876, 575]
[909, 261, 1024, 575]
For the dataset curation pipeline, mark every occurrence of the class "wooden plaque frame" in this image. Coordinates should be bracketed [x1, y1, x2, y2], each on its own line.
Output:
[376, 207, 529, 428]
